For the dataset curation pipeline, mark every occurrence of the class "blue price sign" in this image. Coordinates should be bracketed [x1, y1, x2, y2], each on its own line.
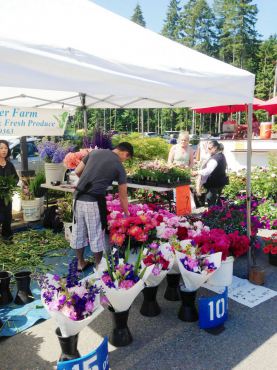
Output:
[57, 336, 109, 370]
[198, 288, 228, 329]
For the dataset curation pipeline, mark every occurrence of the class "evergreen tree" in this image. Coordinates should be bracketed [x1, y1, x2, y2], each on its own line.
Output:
[255, 35, 277, 100]
[161, 0, 181, 41]
[131, 3, 146, 27]
[179, 0, 217, 56]
[214, 0, 259, 71]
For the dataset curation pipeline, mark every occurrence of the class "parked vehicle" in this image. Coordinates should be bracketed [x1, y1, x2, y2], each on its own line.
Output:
[162, 131, 180, 143]
[143, 132, 158, 137]
[7, 137, 44, 173]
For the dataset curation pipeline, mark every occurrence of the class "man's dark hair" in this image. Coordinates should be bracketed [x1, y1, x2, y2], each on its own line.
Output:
[115, 142, 134, 158]
[0, 139, 11, 158]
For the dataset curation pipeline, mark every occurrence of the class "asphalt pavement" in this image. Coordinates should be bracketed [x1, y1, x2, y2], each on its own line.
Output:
[0, 241, 277, 370]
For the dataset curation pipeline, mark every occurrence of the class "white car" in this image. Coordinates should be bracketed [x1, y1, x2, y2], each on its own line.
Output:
[7, 137, 44, 172]
[143, 132, 158, 137]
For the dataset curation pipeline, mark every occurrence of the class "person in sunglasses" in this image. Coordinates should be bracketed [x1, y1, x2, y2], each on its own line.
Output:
[192, 140, 228, 207]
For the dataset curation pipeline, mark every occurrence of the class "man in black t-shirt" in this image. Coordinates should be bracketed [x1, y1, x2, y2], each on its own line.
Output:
[71, 142, 133, 271]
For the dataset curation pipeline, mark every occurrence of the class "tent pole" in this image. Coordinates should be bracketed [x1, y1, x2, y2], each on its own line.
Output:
[272, 63, 277, 124]
[19, 137, 34, 177]
[80, 93, 88, 134]
[246, 103, 253, 275]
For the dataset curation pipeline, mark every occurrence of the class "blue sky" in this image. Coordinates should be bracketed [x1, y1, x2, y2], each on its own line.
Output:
[93, 0, 277, 40]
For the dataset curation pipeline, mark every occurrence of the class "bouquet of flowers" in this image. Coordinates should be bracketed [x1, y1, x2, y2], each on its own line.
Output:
[99, 244, 153, 312]
[108, 209, 158, 247]
[39, 259, 103, 337]
[142, 242, 174, 287]
[63, 148, 92, 169]
[37, 140, 75, 163]
[175, 246, 222, 291]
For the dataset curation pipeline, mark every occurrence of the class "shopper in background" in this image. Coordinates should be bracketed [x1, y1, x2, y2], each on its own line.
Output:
[168, 131, 194, 168]
[192, 140, 228, 207]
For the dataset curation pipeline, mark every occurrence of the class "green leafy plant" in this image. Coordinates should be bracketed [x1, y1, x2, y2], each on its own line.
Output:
[0, 175, 19, 205]
[0, 229, 69, 273]
[251, 158, 277, 200]
[222, 170, 247, 200]
[256, 199, 277, 229]
[29, 171, 46, 198]
[21, 177, 35, 200]
[112, 133, 170, 161]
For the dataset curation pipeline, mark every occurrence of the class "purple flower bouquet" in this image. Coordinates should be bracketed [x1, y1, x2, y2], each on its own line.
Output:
[175, 249, 222, 291]
[99, 248, 154, 312]
[39, 259, 103, 337]
[38, 141, 75, 163]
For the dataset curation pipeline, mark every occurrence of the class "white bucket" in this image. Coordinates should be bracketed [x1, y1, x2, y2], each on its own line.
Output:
[208, 256, 234, 287]
[35, 197, 45, 216]
[45, 163, 66, 185]
[21, 199, 41, 222]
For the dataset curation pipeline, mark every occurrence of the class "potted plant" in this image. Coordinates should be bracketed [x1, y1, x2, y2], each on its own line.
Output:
[21, 177, 41, 222]
[262, 233, 277, 266]
[37, 140, 75, 185]
[0, 175, 19, 206]
[29, 171, 46, 216]
[57, 194, 73, 242]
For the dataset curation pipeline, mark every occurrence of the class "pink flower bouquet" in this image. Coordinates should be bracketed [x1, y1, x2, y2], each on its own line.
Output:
[63, 149, 92, 169]
[142, 242, 174, 287]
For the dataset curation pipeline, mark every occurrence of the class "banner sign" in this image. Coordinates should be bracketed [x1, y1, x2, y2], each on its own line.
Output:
[57, 337, 109, 370]
[175, 185, 191, 216]
[199, 288, 228, 329]
[0, 106, 69, 136]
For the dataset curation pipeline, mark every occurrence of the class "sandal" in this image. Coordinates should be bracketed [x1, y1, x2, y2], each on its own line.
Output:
[77, 261, 93, 272]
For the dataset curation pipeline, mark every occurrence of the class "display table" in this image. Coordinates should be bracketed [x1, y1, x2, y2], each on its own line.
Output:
[41, 182, 191, 215]
[41, 183, 75, 207]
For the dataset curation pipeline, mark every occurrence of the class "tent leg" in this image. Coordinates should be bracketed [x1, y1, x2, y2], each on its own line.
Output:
[80, 93, 87, 134]
[246, 103, 253, 275]
[19, 137, 35, 177]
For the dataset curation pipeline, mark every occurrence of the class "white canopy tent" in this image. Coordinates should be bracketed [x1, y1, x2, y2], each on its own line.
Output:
[0, 0, 255, 270]
[0, 0, 255, 109]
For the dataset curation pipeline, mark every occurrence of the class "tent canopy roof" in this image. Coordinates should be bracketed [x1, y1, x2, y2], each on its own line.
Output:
[259, 96, 277, 114]
[193, 98, 264, 114]
[0, 0, 254, 109]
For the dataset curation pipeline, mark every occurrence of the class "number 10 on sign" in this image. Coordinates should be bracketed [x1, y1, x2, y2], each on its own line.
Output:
[199, 288, 228, 329]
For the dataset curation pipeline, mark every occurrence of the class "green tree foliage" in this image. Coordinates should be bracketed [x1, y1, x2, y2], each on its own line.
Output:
[214, 0, 259, 72]
[131, 3, 146, 27]
[255, 35, 277, 100]
[161, 0, 181, 41]
[179, 0, 217, 56]
[112, 133, 170, 161]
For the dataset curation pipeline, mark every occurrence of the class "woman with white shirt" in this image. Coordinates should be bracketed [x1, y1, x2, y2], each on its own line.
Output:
[192, 140, 228, 207]
[168, 131, 194, 168]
